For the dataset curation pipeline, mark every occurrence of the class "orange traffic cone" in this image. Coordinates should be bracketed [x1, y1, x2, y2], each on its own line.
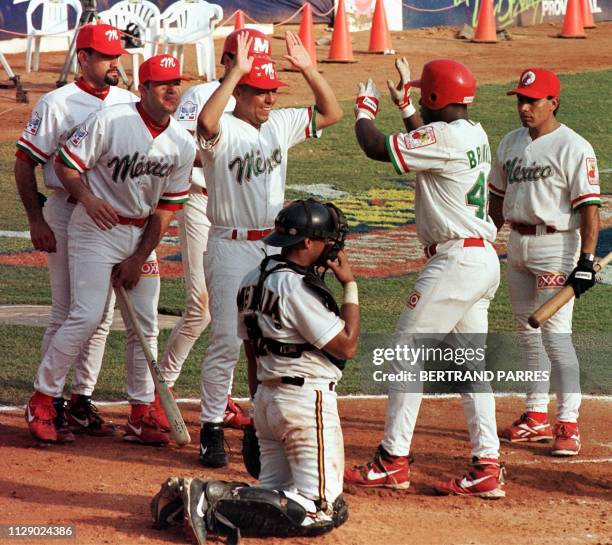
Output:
[368, 0, 394, 54]
[234, 10, 245, 30]
[472, 0, 497, 43]
[559, 0, 586, 38]
[299, 3, 317, 68]
[581, 0, 596, 28]
[324, 0, 356, 63]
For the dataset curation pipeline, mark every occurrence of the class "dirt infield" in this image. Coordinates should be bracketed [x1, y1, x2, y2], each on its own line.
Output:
[1, 397, 610, 545]
[1, 22, 612, 143]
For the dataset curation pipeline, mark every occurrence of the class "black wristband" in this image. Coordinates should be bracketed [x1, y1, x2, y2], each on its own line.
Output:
[580, 252, 595, 262]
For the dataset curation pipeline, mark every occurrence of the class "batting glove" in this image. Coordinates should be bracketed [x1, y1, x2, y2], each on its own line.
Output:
[565, 254, 596, 298]
[387, 57, 416, 119]
[355, 78, 381, 121]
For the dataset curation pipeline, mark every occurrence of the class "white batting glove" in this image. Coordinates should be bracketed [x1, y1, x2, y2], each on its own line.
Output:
[387, 57, 416, 119]
[355, 79, 381, 121]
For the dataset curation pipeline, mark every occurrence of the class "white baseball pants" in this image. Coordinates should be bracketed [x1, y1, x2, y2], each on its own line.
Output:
[255, 382, 344, 506]
[39, 189, 115, 396]
[507, 229, 581, 422]
[160, 189, 211, 386]
[35, 204, 159, 403]
[381, 239, 501, 459]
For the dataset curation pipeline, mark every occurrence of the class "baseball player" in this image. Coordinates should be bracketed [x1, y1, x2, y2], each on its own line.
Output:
[30, 54, 195, 446]
[194, 31, 343, 467]
[16, 24, 137, 443]
[150, 199, 357, 544]
[344, 59, 505, 498]
[156, 29, 272, 431]
[489, 68, 601, 456]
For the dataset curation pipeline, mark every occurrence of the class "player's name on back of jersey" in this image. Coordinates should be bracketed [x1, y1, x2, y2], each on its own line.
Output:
[466, 143, 491, 169]
[502, 157, 553, 183]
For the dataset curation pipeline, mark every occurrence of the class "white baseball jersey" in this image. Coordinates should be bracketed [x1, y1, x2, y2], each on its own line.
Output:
[386, 119, 497, 246]
[175, 81, 236, 188]
[198, 107, 321, 228]
[58, 102, 196, 217]
[237, 261, 344, 383]
[489, 124, 601, 230]
[16, 81, 137, 189]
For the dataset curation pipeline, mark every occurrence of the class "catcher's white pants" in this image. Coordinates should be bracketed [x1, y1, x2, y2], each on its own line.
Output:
[507, 230, 581, 422]
[35, 204, 159, 403]
[381, 239, 501, 459]
[199, 235, 270, 423]
[160, 189, 211, 387]
[39, 189, 115, 396]
[254, 383, 344, 506]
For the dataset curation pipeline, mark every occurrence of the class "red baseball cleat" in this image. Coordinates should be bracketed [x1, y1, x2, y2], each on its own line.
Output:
[25, 393, 58, 443]
[551, 422, 581, 456]
[344, 445, 410, 489]
[499, 412, 553, 443]
[124, 404, 170, 445]
[223, 396, 252, 429]
[149, 389, 171, 432]
[434, 457, 506, 499]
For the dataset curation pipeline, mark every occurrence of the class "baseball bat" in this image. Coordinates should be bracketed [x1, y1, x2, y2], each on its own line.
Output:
[528, 251, 612, 329]
[117, 286, 191, 446]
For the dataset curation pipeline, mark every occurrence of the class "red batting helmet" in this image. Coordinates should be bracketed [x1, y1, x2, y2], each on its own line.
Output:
[221, 29, 271, 62]
[409, 59, 476, 110]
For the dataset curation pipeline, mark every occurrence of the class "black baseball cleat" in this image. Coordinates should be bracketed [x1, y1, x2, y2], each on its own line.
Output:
[52, 397, 75, 443]
[66, 395, 118, 436]
[199, 423, 228, 468]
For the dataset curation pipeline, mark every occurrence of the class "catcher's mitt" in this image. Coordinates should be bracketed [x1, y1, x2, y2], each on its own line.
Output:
[242, 424, 261, 479]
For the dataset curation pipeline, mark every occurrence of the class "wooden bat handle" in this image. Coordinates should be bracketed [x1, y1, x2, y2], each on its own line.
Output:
[117, 286, 191, 446]
[528, 251, 612, 329]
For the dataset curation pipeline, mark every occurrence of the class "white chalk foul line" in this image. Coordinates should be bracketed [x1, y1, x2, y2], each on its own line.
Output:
[511, 457, 612, 465]
[1, 393, 611, 412]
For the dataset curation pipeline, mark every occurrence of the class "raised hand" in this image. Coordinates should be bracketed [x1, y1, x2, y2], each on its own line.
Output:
[284, 31, 312, 71]
[355, 79, 381, 120]
[233, 31, 254, 76]
[387, 57, 412, 109]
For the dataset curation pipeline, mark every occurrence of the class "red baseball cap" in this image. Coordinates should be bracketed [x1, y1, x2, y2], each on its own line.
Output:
[222, 29, 271, 62]
[76, 24, 127, 56]
[506, 68, 561, 99]
[139, 54, 186, 85]
[238, 57, 287, 90]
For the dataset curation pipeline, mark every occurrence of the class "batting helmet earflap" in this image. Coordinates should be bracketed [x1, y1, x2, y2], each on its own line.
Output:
[264, 199, 348, 249]
[221, 29, 271, 63]
[409, 59, 476, 110]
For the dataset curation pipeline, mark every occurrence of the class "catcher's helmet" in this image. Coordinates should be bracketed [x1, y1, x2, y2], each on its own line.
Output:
[221, 29, 271, 62]
[264, 199, 348, 249]
[409, 59, 476, 110]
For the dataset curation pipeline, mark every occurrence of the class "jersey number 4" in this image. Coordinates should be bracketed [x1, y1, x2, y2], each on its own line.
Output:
[466, 171, 486, 220]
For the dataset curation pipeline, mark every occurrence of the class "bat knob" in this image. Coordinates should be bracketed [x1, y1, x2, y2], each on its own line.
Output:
[528, 316, 540, 329]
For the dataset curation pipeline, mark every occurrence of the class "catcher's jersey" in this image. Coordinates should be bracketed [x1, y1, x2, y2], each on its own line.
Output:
[16, 82, 137, 189]
[386, 119, 497, 246]
[59, 102, 195, 218]
[489, 124, 601, 230]
[198, 107, 320, 228]
[175, 81, 236, 188]
[237, 263, 344, 382]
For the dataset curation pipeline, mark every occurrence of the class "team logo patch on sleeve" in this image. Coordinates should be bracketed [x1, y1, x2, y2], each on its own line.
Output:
[406, 290, 421, 309]
[25, 112, 42, 135]
[405, 126, 436, 149]
[586, 157, 599, 186]
[178, 100, 197, 121]
[69, 127, 88, 147]
[536, 273, 567, 289]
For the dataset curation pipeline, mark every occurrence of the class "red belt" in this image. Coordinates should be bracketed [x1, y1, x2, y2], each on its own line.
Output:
[231, 228, 273, 241]
[511, 223, 557, 235]
[424, 238, 485, 258]
[117, 215, 148, 228]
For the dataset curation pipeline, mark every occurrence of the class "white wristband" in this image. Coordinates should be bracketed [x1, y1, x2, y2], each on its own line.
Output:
[400, 103, 416, 119]
[343, 281, 359, 305]
[356, 111, 374, 122]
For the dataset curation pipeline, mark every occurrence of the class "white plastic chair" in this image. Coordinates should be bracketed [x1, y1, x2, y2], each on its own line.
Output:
[98, 8, 149, 88]
[106, 0, 161, 58]
[159, 0, 223, 81]
[25, 0, 83, 73]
